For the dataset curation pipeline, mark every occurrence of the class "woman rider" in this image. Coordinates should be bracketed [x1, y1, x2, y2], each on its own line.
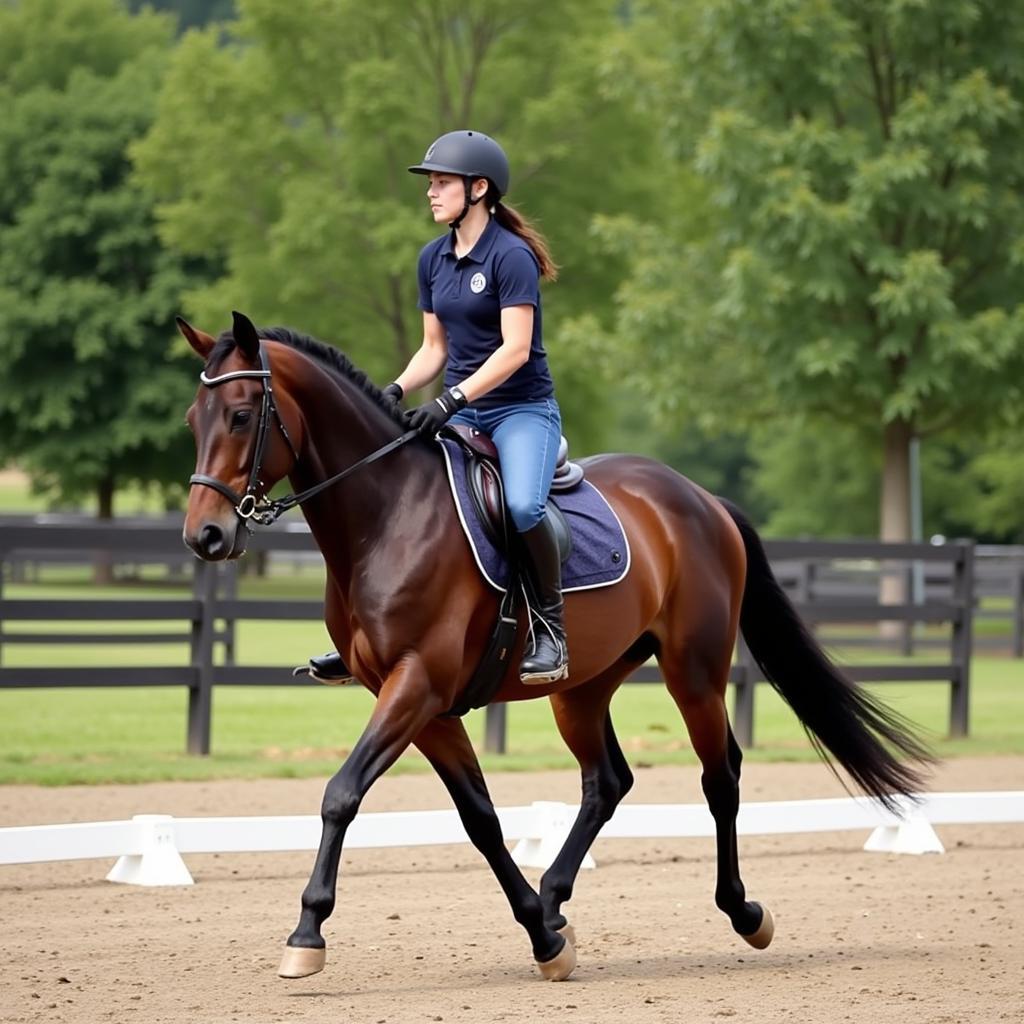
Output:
[310, 129, 567, 685]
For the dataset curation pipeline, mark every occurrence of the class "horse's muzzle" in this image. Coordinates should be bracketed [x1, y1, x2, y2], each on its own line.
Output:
[184, 518, 249, 561]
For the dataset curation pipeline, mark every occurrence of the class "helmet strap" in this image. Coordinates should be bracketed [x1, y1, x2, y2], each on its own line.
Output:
[451, 177, 486, 230]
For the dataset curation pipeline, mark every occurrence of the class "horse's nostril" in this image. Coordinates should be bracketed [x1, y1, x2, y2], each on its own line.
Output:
[199, 522, 226, 558]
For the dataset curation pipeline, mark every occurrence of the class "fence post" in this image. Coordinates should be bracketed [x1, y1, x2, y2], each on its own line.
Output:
[949, 541, 975, 739]
[1012, 565, 1024, 659]
[484, 704, 507, 754]
[0, 546, 5, 667]
[732, 639, 755, 748]
[901, 564, 914, 657]
[221, 562, 237, 665]
[188, 559, 217, 755]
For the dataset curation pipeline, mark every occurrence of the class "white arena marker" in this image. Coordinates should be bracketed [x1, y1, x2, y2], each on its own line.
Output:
[106, 815, 194, 887]
[3, 791, 1022, 886]
[511, 801, 596, 871]
[863, 811, 945, 855]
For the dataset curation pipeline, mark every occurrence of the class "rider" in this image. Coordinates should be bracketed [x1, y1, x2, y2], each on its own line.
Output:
[309, 129, 567, 686]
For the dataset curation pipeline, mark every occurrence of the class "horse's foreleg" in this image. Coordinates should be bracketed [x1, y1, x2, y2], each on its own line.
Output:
[279, 660, 444, 979]
[540, 674, 633, 935]
[413, 717, 576, 981]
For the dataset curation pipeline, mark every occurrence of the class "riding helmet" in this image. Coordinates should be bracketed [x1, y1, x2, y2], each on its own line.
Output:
[408, 130, 510, 197]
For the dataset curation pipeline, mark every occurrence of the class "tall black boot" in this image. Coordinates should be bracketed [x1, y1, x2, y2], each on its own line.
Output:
[519, 515, 569, 684]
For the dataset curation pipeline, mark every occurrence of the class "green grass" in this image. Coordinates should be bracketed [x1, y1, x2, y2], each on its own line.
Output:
[1, 657, 1022, 786]
[2, 562, 1023, 785]
[0, 473, 175, 517]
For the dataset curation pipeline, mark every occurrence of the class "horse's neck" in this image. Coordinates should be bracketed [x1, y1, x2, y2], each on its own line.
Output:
[289, 382, 441, 588]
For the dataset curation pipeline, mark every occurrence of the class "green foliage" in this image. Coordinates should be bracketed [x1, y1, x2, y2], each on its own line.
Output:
[954, 434, 1024, 541]
[0, 0, 212, 510]
[132, 0, 660, 448]
[0, 0, 171, 92]
[602, 0, 1024, 536]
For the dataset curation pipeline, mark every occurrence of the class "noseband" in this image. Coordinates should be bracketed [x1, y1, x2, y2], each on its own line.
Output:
[190, 343, 417, 527]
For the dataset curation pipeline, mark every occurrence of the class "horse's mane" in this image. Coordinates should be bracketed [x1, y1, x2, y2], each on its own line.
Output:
[209, 325, 409, 431]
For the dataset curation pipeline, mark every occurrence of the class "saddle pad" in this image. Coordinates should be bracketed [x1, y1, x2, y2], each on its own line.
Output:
[439, 437, 631, 593]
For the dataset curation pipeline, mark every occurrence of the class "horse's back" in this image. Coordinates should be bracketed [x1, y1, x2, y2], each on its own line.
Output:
[578, 451, 746, 604]
[580, 452, 738, 542]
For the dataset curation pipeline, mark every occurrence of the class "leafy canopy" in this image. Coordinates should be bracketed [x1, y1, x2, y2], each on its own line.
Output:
[607, 0, 1024, 434]
[0, 0, 209, 508]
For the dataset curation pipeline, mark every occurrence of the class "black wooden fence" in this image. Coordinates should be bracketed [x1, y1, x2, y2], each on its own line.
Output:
[0, 521, 975, 753]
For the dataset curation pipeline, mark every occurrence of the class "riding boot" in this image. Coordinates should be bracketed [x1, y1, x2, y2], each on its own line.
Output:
[519, 516, 569, 684]
[292, 651, 355, 686]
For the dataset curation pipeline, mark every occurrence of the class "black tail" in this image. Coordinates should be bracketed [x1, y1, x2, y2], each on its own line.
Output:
[721, 500, 934, 810]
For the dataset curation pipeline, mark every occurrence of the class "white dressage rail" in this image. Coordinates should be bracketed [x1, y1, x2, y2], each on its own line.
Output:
[1, 792, 1021, 886]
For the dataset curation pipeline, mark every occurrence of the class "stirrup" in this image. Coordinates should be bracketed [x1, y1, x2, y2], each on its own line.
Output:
[520, 660, 569, 685]
[292, 651, 355, 686]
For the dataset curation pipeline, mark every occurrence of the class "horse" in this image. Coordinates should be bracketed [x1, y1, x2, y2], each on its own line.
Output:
[179, 311, 931, 983]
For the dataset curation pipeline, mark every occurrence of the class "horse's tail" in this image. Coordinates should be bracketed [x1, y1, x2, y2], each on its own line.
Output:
[720, 499, 934, 810]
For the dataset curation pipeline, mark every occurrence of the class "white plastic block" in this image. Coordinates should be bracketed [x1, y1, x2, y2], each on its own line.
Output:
[511, 801, 596, 871]
[106, 815, 194, 886]
[863, 811, 945, 855]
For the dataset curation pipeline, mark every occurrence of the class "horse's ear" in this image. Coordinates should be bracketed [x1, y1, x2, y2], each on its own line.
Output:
[232, 311, 261, 361]
[176, 316, 215, 359]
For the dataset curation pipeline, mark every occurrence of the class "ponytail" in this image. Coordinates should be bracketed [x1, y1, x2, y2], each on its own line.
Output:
[493, 200, 559, 282]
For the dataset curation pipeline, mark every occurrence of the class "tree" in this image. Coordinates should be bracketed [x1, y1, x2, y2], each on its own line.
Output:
[0, 0, 211, 515]
[604, 0, 1024, 541]
[132, 0, 661, 451]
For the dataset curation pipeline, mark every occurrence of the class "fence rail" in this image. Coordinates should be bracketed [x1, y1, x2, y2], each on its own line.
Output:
[0, 520, 976, 752]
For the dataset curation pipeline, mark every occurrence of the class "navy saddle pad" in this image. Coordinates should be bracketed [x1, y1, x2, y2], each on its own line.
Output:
[438, 436, 631, 593]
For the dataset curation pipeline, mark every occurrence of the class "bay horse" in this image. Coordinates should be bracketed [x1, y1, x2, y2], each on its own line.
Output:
[180, 311, 931, 983]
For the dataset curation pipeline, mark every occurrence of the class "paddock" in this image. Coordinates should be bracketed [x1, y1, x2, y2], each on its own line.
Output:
[3, 756, 1021, 1024]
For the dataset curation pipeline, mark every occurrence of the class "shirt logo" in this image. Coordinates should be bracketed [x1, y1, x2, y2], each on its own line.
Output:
[470, 272, 487, 294]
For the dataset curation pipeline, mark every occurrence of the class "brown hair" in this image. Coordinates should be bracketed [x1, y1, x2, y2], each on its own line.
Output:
[492, 197, 559, 282]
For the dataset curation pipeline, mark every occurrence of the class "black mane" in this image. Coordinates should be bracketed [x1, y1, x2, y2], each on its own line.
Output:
[209, 325, 409, 431]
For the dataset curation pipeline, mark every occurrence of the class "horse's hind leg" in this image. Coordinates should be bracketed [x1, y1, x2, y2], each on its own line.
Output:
[540, 670, 635, 935]
[661, 646, 774, 949]
[413, 716, 576, 981]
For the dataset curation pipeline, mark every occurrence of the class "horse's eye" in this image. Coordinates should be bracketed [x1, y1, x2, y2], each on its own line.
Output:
[230, 409, 252, 430]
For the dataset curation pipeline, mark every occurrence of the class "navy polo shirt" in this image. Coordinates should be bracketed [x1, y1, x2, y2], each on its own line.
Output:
[416, 217, 554, 407]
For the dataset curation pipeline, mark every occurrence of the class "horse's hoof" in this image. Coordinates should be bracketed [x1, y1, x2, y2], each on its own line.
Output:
[536, 936, 577, 981]
[740, 904, 774, 950]
[278, 944, 326, 978]
[558, 923, 577, 947]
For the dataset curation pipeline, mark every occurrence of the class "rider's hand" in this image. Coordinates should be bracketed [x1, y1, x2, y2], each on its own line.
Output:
[405, 387, 468, 437]
[381, 381, 404, 411]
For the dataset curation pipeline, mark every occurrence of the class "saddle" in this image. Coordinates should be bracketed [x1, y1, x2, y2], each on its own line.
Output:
[436, 424, 585, 718]
[442, 424, 584, 562]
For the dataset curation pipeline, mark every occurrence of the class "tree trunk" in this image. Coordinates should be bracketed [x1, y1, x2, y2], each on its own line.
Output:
[879, 419, 912, 643]
[94, 472, 116, 585]
[880, 419, 912, 544]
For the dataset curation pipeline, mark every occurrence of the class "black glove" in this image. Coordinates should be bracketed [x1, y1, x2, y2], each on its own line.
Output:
[405, 386, 468, 437]
[381, 381, 404, 411]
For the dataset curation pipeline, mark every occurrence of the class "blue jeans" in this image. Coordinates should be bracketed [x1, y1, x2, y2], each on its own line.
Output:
[451, 398, 562, 533]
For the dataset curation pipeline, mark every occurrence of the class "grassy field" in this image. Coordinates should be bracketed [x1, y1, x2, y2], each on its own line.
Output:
[2, 591, 1022, 786]
[2, 531, 1023, 785]
[1, 661, 1023, 786]
[0, 470, 174, 517]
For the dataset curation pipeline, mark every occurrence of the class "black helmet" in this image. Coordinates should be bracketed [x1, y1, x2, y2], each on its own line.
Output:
[408, 130, 510, 197]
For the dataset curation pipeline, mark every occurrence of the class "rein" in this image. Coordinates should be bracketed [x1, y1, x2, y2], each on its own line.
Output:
[190, 343, 417, 526]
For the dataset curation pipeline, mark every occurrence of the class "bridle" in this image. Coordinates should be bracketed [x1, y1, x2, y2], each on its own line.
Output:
[189, 343, 417, 527]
